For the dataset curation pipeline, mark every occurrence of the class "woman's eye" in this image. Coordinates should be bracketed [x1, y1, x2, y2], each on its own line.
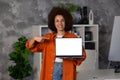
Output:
[56, 20, 59, 22]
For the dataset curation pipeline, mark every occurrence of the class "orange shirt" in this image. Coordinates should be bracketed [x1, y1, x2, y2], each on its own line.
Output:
[26, 32, 86, 80]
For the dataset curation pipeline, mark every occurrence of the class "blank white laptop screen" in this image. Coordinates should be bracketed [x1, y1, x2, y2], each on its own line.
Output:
[55, 38, 82, 58]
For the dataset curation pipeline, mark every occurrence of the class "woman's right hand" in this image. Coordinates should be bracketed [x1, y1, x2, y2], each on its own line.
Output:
[33, 36, 49, 42]
[29, 36, 49, 47]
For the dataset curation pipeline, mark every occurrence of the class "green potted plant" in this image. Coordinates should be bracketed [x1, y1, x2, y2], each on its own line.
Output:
[8, 36, 32, 80]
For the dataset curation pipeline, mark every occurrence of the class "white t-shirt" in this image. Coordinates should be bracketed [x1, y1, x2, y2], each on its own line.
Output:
[55, 35, 63, 62]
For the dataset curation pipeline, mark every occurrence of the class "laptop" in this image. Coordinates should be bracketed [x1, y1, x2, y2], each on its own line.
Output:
[55, 38, 82, 58]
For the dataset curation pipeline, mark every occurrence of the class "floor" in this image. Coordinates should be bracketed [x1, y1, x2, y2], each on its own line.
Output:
[76, 69, 120, 80]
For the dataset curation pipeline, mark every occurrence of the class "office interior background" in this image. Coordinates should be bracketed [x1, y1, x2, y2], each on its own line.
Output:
[0, 0, 120, 80]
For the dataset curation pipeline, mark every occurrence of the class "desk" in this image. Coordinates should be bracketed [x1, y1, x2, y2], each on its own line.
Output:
[76, 69, 120, 80]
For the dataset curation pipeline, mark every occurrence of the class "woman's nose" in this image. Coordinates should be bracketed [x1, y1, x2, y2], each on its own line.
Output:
[59, 21, 63, 24]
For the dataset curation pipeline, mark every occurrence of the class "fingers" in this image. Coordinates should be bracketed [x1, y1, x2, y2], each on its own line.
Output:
[34, 36, 49, 42]
[42, 37, 49, 40]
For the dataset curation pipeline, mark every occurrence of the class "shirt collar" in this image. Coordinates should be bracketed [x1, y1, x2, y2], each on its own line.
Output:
[52, 31, 70, 38]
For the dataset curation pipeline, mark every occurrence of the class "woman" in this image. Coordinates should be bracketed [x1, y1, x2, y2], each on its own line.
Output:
[26, 7, 86, 80]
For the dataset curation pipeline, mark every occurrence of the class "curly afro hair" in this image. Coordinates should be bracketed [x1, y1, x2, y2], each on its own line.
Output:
[48, 7, 73, 32]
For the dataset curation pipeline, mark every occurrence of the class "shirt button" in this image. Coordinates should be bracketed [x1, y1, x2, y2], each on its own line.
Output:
[51, 67, 53, 70]
[50, 74, 52, 76]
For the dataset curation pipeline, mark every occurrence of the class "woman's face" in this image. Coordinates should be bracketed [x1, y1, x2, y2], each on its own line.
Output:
[54, 15, 65, 32]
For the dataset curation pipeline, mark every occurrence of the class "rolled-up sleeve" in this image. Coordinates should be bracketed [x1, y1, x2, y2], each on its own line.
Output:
[74, 47, 86, 66]
[25, 40, 45, 52]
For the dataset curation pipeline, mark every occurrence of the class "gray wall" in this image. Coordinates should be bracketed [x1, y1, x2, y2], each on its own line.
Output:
[0, 0, 120, 80]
